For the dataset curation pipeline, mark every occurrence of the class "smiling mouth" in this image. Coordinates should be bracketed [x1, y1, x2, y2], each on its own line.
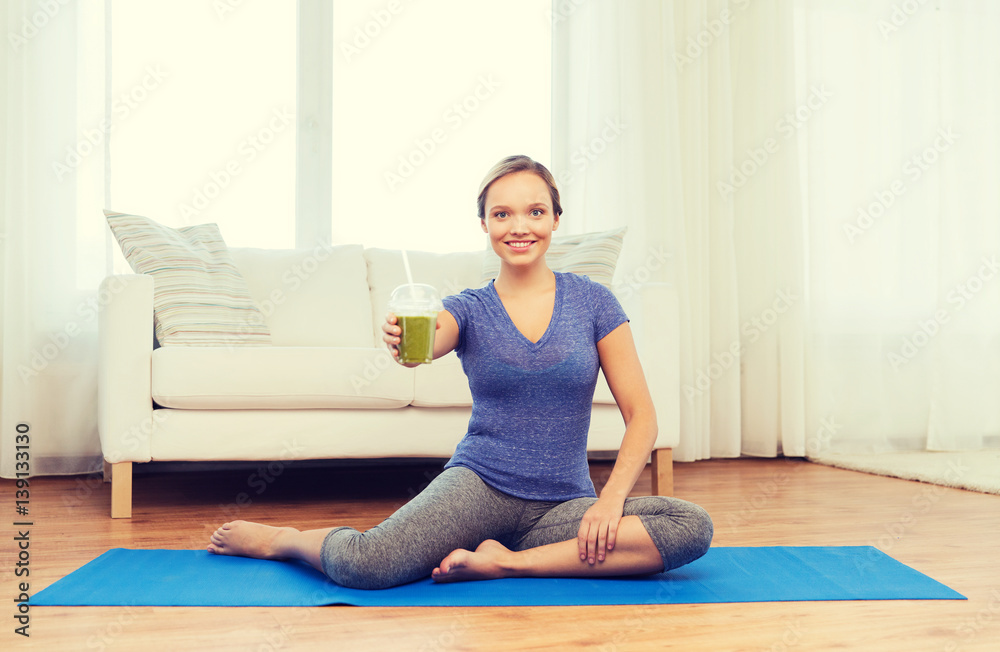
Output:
[504, 240, 536, 250]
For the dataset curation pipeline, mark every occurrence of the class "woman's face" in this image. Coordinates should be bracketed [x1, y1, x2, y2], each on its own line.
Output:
[480, 171, 559, 269]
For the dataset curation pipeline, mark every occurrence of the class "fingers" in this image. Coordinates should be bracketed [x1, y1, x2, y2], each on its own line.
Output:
[578, 508, 624, 564]
[578, 519, 606, 565]
[382, 312, 401, 356]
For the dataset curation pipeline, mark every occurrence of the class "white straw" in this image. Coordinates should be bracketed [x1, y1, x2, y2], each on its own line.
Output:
[401, 249, 415, 288]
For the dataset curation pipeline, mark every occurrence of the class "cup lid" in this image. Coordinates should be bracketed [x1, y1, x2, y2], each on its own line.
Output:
[389, 283, 443, 313]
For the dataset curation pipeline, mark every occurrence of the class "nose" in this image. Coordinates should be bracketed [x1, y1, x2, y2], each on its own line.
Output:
[510, 213, 530, 234]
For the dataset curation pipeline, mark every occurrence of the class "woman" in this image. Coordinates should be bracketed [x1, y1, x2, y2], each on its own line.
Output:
[207, 156, 713, 589]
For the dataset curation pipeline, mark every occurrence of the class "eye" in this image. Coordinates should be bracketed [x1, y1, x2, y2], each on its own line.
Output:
[531, 208, 545, 217]
[494, 211, 508, 219]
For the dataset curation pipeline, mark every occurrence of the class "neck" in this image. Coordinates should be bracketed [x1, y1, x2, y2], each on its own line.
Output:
[493, 260, 555, 296]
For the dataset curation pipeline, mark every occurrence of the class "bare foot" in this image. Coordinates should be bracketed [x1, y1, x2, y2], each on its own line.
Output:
[206, 520, 298, 560]
[431, 539, 517, 583]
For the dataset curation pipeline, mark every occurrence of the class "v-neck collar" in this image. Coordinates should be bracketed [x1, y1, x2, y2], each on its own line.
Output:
[489, 273, 561, 348]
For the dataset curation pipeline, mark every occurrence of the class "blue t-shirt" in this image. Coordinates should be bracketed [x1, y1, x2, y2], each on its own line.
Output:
[441, 272, 629, 501]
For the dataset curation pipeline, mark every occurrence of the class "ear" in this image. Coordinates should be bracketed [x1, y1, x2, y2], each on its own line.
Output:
[480, 218, 488, 233]
[552, 212, 560, 231]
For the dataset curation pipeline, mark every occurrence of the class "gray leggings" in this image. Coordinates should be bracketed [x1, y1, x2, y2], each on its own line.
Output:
[320, 467, 714, 589]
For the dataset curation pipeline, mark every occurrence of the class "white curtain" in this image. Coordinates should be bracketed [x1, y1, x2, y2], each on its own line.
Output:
[799, 0, 1000, 453]
[1, 1, 108, 477]
[552, 0, 1000, 461]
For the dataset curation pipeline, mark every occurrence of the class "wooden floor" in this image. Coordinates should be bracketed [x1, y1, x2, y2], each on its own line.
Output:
[5, 457, 999, 651]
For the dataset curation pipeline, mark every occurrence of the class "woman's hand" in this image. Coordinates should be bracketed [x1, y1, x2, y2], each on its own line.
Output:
[383, 311, 448, 367]
[383, 312, 420, 367]
[577, 496, 626, 565]
[382, 312, 402, 360]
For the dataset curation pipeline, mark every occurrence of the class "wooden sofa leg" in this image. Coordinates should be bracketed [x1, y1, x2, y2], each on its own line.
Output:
[650, 448, 674, 496]
[110, 462, 133, 519]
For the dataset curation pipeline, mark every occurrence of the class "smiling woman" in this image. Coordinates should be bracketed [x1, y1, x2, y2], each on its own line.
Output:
[477, 155, 565, 282]
[207, 155, 714, 589]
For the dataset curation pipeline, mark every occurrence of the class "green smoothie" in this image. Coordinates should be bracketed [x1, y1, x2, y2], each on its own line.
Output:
[396, 314, 436, 364]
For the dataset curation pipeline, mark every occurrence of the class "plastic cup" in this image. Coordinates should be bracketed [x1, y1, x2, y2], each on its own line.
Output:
[389, 283, 443, 365]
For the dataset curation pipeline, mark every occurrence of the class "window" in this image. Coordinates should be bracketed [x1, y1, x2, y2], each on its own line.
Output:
[106, 0, 550, 264]
[109, 0, 297, 256]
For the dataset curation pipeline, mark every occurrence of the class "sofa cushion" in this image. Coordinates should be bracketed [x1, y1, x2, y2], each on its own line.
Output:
[480, 226, 626, 288]
[229, 245, 373, 347]
[364, 248, 486, 348]
[151, 346, 412, 409]
[105, 210, 271, 347]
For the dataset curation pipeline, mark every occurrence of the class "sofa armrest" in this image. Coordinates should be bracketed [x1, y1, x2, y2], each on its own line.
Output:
[619, 282, 680, 450]
[98, 274, 155, 463]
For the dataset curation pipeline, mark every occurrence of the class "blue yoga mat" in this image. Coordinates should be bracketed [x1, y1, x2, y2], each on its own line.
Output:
[32, 546, 964, 607]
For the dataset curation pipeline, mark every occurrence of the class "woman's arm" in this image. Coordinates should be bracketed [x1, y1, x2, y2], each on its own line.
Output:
[432, 309, 460, 359]
[382, 309, 460, 367]
[576, 321, 658, 564]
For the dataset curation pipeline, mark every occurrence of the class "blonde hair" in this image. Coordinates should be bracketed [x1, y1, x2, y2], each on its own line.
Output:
[477, 155, 563, 219]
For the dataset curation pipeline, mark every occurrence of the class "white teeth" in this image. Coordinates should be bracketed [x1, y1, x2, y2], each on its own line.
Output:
[507, 242, 532, 248]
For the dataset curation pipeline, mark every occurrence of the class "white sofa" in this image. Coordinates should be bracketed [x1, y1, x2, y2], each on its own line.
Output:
[98, 244, 680, 518]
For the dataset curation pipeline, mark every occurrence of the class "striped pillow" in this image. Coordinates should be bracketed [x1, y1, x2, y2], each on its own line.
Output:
[480, 226, 626, 288]
[105, 210, 271, 347]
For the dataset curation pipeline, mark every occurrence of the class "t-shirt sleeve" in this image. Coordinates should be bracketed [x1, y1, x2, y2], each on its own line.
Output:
[442, 291, 472, 356]
[591, 281, 629, 342]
